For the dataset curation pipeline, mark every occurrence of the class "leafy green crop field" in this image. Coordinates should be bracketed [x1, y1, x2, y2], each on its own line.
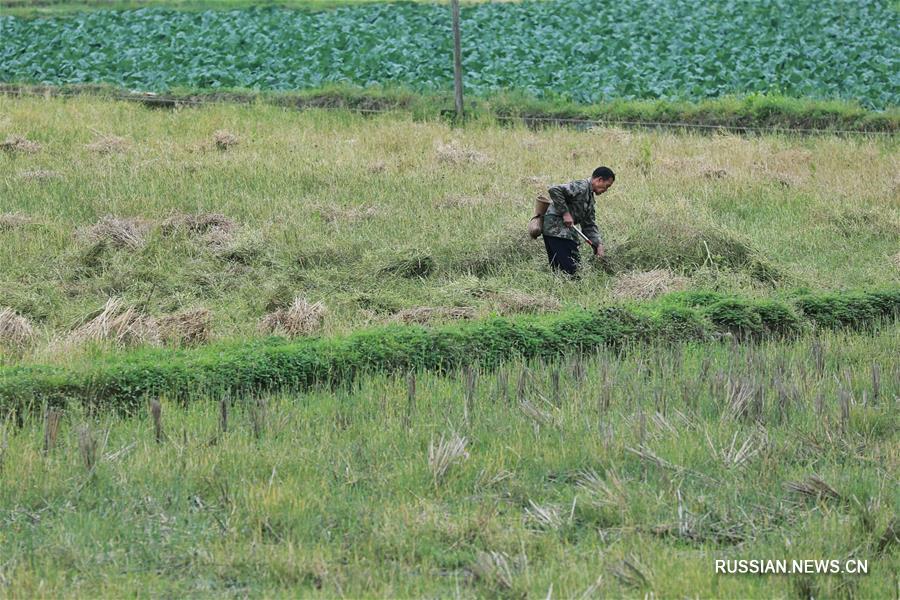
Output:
[2, 0, 898, 108]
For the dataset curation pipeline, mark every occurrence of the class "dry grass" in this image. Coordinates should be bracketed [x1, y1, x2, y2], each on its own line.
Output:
[577, 469, 628, 508]
[85, 133, 129, 154]
[259, 297, 327, 337]
[785, 475, 842, 502]
[892, 251, 900, 269]
[0, 212, 33, 230]
[471, 551, 518, 591]
[0, 307, 36, 350]
[427, 432, 468, 484]
[213, 129, 239, 150]
[321, 205, 380, 224]
[162, 212, 237, 235]
[158, 308, 212, 347]
[79, 215, 151, 250]
[19, 169, 61, 182]
[524, 500, 563, 530]
[435, 139, 489, 165]
[612, 269, 688, 300]
[390, 306, 476, 325]
[0, 134, 41, 153]
[492, 290, 561, 314]
[67, 297, 160, 348]
[522, 175, 551, 190]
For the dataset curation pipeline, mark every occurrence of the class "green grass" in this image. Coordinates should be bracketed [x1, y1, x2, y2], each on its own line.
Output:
[1, 327, 897, 596]
[1, 95, 898, 365]
[2, 289, 897, 413]
[5, 83, 898, 132]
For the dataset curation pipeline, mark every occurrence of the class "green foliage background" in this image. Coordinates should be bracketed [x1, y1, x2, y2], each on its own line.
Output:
[2, 0, 898, 108]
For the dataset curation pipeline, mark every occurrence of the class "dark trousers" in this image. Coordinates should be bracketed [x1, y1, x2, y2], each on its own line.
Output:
[543, 235, 579, 276]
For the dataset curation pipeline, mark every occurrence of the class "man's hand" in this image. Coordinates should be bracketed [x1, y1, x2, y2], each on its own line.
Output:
[593, 243, 605, 259]
[562, 212, 574, 228]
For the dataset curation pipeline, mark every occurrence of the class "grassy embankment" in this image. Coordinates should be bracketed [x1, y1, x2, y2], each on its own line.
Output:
[1, 95, 898, 365]
[4, 83, 898, 133]
[1, 328, 897, 597]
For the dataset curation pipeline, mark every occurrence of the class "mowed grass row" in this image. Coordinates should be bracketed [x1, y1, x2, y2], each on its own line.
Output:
[1, 96, 898, 364]
[1, 328, 897, 597]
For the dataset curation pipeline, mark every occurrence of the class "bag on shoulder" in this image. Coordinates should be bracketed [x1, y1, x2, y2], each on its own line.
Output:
[528, 195, 551, 239]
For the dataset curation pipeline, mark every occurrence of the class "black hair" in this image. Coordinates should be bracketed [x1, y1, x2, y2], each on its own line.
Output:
[592, 166, 615, 180]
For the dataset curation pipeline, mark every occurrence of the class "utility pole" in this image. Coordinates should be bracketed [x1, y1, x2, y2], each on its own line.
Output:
[451, 0, 464, 118]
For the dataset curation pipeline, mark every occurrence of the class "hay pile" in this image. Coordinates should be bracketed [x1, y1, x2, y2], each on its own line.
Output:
[0, 307, 35, 350]
[213, 130, 239, 150]
[68, 297, 160, 348]
[80, 215, 151, 250]
[612, 269, 688, 300]
[0, 212, 32, 230]
[610, 208, 780, 282]
[85, 134, 129, 154]
[162, 212, 236, 235]
[390, 306, 476, 324]
[260, 297, 326, 337]
[435, 140, 489, 165]
[1, 135, 41, 154]
[158, 308, 212, 347]
[162, 212, 240, 252]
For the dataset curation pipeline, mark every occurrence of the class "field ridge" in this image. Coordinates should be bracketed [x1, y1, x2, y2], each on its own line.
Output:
[3, 288, 897, 413]
[2, 83, 898, 134]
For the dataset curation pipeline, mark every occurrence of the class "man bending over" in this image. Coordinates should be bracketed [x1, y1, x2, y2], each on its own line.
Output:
[542, 166, 615, 276]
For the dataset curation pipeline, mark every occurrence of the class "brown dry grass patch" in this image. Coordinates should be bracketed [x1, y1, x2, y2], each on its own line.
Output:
[213, 129, 239, 150]
[435, 140, 489, 166]
[79, 215, 151, 250]
[492, 290, 561, 314]
[68, 297, 160, 348]
[321, 205, 380, 224]
[158, 307, 212, 347]
[612, 269, 688, 301]
[162, 212, 237, 235]
[0, 212, 33, 230]
[390, 306, 476, 325]
[85, 133, 129, 154]
[260, 297, 327, 337]
[1, 134, 41, 154]
[0, 307, 35, 350]
[19, 169, 61, 182]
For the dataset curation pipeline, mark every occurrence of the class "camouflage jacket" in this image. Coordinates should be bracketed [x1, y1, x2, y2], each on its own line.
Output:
[541, 178, 602, 246]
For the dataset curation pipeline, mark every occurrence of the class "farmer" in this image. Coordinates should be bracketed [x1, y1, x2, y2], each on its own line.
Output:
[541, 166, 615, 276]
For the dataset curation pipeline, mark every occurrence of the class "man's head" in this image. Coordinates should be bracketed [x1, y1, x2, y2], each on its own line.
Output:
[590, 166, 615, 194]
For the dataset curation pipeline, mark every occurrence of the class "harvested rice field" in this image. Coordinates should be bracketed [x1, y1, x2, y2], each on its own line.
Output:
[1, 94, 898, 598]
[1, 96, 897, 362]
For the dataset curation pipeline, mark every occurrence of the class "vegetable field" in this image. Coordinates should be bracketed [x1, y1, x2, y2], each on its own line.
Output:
[2, 0, 898, 108]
